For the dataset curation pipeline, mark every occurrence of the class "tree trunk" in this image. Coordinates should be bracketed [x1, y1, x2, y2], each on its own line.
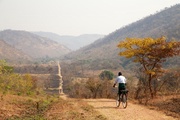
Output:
[148, 74, 154, 99]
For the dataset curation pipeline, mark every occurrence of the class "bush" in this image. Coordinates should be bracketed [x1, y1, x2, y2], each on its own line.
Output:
[0, 60, 37, 95]
[99, 70, 114, 80]
[67, 77, 116, 98]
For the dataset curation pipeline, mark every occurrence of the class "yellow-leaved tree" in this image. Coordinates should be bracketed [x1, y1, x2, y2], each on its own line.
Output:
[118, 37, 180, 99]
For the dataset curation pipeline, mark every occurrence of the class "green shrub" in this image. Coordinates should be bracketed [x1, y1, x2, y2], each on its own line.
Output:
[99, 70, 114, 80]
[0, 60, 37, 95]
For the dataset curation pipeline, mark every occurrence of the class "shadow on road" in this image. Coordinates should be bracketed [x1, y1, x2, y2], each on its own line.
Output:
[85, 100, 115, 103]
[94, 106, 117, 109]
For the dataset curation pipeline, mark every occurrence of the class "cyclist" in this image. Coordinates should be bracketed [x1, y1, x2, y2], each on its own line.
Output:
[113, 72, 127, 95]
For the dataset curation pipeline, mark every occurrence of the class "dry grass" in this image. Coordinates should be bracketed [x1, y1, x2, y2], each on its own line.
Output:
[0, 94, 36, 119]
[0, 93, 58, 120]
[2, 92, 178, 120]
[44, 98, 107, 120]
[147, 94, 180, 119]
[0, 93, 106, 120]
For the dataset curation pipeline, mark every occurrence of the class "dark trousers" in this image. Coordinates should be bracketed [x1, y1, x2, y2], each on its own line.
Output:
[118, 83, 126, 95]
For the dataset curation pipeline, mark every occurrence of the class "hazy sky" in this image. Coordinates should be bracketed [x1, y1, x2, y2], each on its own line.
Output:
[0, 0, 179, 36]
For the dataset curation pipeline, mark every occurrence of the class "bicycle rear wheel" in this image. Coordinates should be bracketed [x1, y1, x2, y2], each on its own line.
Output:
[116, 94, 120, 107]
[122, 94, 127, 108]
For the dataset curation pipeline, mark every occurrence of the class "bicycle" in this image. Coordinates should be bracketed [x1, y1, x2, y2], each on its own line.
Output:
[116, 90, 128, 108]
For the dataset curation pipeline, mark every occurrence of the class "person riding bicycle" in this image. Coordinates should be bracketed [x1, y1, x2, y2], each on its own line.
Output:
[113, 72, 127, 95]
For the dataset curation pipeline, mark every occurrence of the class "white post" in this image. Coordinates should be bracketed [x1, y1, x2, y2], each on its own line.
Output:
[58, 61, 64, 95]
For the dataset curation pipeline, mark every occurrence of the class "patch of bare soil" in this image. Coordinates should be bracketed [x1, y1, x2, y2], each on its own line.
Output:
[85, 99, 177, 120]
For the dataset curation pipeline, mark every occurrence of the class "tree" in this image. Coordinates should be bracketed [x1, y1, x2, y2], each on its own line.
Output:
[99, 70, 114, 80]
[86, 78, 102, 98]
[99, 70, 114, 98]
[118, 37, 180, 98]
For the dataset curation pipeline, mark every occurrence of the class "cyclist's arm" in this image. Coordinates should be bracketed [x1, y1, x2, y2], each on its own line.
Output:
[113, 78, 118, 87]
[125, 79, 127, 85]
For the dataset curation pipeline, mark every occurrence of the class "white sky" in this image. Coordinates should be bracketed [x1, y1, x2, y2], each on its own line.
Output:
[0, 0, 179, 36]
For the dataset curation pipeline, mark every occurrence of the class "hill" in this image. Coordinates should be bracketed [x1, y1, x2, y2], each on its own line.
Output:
[33, 32, 104, 50]
[0, 30, 71, 60]
[0, 39, 32, 63]
[63, 4, 180, 69]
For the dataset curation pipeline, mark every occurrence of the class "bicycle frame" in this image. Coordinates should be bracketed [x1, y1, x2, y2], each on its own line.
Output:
[116, 90, 128, 108]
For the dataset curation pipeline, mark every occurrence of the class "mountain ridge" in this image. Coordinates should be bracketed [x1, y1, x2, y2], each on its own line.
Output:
[63, 4, 180, 69]
[33, 32, 104, 50]
[0, 30, 71, 61]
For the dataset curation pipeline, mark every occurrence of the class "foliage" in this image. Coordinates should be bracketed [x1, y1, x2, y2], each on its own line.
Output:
[0, 60, 37, 95]
[0, 60, 13, 74]
[99, 70, 114, 80]
[118, 37, 180, 99]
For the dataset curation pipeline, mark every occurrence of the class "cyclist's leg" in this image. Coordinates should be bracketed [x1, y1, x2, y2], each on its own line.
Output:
[118, 83, 126, 92]
[118, 83, 125, 98]
[118, 85, 122, 101]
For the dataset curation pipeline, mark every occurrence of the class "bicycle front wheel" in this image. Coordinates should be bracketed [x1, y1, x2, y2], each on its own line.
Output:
[116, 95, 120, 107]
[122, 94, 127, 108]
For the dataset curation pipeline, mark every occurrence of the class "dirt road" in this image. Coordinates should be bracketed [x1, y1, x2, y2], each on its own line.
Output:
[85, 99, 177, 120]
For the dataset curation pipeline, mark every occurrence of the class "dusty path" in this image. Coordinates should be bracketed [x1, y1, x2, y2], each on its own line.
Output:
[85, 99, 177, 120]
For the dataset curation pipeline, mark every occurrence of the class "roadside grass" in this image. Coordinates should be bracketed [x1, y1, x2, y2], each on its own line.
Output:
[44, 98, 107, 120]
[147, 95, 180, 119]
[0, 93, 107, 120]
[0, 93, 58, 120]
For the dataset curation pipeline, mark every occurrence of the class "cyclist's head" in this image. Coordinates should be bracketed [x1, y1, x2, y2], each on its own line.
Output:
[118, 72, 122, 76]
